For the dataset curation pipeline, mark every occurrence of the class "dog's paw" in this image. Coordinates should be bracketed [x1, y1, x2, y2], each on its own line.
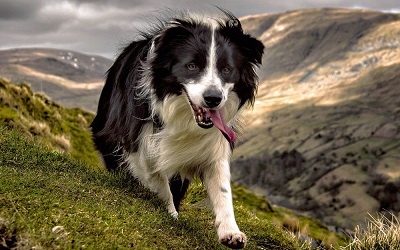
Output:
[170, 211, 178, 219]
[219, 231, 247, 249]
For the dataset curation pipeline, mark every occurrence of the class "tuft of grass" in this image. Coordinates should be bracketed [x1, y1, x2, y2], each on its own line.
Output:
[342, 213, 400, 250]
[0, 127, 306, 249]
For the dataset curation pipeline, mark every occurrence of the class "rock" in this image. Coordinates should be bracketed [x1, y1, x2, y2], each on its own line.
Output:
[375, 124, 398, 138]
[51, 226, 65, 234]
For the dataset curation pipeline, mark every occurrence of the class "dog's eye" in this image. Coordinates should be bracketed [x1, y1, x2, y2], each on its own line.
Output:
[186, 63, 198, 71]
[222, 67, 231, 74]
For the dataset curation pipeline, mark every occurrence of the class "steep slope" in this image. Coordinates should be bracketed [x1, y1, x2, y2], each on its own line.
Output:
[241, 8, 399, 80]
[0, 128, 307, 250]
[0, 48, 112, 112]
[0, 79, 346, 248]
[234, 9, 400, 229]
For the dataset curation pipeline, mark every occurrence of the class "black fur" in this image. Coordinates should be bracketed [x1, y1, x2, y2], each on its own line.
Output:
[91, 39, 153, 157]
[169, 175, 190, 212]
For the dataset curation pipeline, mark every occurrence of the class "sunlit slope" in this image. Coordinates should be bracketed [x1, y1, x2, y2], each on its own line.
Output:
[235, 9, 400, 229]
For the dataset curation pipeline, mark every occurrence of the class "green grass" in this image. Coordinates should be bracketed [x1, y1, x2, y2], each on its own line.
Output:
[0, 127, 305, 249]
[0, 78, 99, 168]
[0, 79, 348, 249]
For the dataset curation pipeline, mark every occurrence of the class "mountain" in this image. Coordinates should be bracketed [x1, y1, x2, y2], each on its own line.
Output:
[233, 8, 400, 229]
[0, 48, 112, 112]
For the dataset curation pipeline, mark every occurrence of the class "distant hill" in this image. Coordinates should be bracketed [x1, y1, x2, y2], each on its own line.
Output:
[0, 48, 112, 112]
[234, 8, 400, 229]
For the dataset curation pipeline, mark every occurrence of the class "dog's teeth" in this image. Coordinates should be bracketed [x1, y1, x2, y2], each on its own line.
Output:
[198, 115, 203, 122]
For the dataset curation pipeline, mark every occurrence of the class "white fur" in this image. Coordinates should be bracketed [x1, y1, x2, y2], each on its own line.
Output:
[126, 92, 245, 243]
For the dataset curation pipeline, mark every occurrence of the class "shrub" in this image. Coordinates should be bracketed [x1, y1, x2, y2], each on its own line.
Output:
[342, 213, 400, 250]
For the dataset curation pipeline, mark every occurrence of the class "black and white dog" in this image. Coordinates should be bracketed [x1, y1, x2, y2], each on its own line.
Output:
[91, 9, 263, 249]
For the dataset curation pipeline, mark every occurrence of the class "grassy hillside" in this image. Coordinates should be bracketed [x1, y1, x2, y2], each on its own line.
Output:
[0, 79, 346, 248]
[0, 127, 317, 249]
[236, 9, 400, 229]
[2, 128, 399, 250]
[0, 78, 99, 167]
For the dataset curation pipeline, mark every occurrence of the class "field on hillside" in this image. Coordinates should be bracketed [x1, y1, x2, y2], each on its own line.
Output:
[0, 79, 346, 249]
[0, 128, 331, 249]
[235, 9, 400, 229]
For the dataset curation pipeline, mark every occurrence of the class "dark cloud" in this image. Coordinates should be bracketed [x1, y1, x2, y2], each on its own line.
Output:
[0, 0, 45, 20]
[67, 0, 150, 7]
[0, 0, 399, 58]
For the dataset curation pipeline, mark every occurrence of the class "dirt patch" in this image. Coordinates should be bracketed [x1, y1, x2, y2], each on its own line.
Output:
[0, 218, 18, 249]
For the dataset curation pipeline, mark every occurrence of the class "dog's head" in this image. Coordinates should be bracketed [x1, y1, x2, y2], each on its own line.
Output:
[147, 10, 264, 142]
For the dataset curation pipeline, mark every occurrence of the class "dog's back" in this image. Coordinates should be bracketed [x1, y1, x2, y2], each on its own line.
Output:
[91, 39, 152, 170]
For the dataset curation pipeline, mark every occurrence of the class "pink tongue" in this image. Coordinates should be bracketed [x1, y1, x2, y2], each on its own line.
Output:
[209, 110, 235, 143]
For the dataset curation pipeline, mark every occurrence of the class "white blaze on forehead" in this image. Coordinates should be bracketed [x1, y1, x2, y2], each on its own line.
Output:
[203, 21, 221, 88]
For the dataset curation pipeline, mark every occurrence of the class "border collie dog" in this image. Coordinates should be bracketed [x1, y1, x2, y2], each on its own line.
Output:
[91, 9, 263, 249]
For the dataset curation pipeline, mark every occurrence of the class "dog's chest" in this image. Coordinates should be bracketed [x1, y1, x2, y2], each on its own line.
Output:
[147, 125, 229, 176]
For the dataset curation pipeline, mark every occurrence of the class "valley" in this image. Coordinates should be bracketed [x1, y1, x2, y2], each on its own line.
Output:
[234, 8, 400, 229]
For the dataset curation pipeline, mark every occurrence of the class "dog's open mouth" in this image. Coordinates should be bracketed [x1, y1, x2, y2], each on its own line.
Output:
[190, 103, 214, 129]
[188, 99, 236, 143]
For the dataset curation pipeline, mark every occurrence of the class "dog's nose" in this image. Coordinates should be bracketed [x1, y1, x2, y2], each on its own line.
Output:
[203, 89, 222, 108]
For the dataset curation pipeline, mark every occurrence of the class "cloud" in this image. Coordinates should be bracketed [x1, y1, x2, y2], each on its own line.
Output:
[0, 0, 399, 58]
[0, 0, 46, 20]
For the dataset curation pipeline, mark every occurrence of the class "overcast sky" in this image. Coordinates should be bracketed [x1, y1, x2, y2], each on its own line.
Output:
[1, 0, 399, 59]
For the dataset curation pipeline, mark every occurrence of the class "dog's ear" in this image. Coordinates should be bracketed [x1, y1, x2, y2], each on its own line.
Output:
[150, 23, 192, 72]
[221, 8, 242, 31]
[226, 29, 264, 66]
[242, 36, 264, 65]
[154, 18, 198, 47]
[218, 8, 264, 66]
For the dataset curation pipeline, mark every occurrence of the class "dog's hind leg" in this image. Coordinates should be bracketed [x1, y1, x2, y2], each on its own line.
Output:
[148, 173, 179, 218]
[169, 174, 190, 212]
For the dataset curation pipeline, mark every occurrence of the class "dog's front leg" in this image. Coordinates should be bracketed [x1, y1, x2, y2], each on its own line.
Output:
[204, 160, 247, 249]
